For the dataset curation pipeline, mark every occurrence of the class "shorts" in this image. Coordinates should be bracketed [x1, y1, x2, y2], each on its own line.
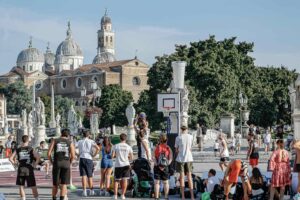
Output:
[176, 162, 193, 173]
[294, 164, 300, 172]
[38, 160, 46, 166]
[52, 161, 71, 186]
[220, 157, 230, 163]
[214, 149, 218, 152]
[154, 165, 169, 181]
[16, 167, 36, 187]
[101, 159, 113, 169]
[79, 158, 94, 177]
[114, 166, 130, 181]
[249, 158, 259, 166]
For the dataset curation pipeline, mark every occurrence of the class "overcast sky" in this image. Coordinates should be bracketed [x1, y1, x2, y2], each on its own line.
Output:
[0, 0, 300, 73]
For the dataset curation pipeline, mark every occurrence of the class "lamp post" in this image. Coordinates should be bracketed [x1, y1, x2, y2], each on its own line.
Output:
[239, 92, 249, 137]
[81, 80, 101, 140]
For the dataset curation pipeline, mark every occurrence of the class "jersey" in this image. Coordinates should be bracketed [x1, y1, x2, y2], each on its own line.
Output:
[53, 138, 71, 162]
[16, 146, 34, 167]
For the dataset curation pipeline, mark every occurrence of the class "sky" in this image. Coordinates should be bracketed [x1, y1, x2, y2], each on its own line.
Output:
[0, 0, 300, 73]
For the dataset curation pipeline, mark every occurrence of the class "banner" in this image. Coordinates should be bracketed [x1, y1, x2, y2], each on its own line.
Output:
[0, 158, 15, 172]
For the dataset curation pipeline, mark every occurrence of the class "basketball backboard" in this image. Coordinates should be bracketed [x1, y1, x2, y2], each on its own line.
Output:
[157, 93, 180, 112]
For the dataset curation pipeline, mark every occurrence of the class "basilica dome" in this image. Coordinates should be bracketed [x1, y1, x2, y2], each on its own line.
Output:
[17, 44, 44, 65]
[56, 22, 83, 57]
[93, 51, 116, 64]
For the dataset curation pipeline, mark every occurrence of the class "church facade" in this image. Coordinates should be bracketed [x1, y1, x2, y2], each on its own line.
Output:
[0, 11, 149, 104]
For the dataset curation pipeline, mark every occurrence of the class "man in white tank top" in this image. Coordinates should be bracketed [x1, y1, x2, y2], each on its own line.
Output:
[219, 133, 229, 171]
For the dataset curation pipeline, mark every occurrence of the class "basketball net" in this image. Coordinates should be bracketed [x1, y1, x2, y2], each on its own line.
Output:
[163, 107, 171, 117]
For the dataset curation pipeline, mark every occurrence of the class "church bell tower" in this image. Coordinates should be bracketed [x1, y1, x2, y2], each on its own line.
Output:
[97, 10, 115, 55]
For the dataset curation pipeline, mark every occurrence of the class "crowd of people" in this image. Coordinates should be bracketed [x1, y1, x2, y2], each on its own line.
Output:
[3, 118, 300, 200]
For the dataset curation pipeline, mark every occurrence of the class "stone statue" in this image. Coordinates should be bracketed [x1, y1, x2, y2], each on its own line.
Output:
[67, 105, 78, 134]
[125, 102, 136, 127]
[78, 116, 83, 128]
[181, 85, 190, 113]
[27, 111, 34, 139]
[21, 109, 27, 128]
[289, 83, 296, 113]
[34, 97, 45, 126]
[90, 113, 99, 136]
[56, 113, 61, 128]
[4, 116, 8, 135]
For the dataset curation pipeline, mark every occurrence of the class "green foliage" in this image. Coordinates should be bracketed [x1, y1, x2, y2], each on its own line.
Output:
[0, 81, 32, 114]
[137, 36, 296, 129]
[40, 94, 74, 127]
[96, 84, 133, 128]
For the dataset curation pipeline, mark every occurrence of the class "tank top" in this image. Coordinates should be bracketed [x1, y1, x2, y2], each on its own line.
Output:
[101, 146, 112, 160]
[54, 138, 71, 161]
[16, 146, 34, 167]
[220, 140, 229, 157]
[141, 138, 151, 159]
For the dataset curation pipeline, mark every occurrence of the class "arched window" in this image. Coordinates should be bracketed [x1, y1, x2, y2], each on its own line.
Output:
[110, 36, 113, 43]
[106, 36, 108, 43]
[61, 79, 67, 89]
[82, 101, 86, 106]
[132, 76, 141, 86]
[75, 101, 80, 106]
[30, 65, 33, 71]
[76, 77, 82, 88]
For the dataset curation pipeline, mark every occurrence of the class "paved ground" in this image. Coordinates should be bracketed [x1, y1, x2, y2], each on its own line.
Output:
[0, 139, 271, 199]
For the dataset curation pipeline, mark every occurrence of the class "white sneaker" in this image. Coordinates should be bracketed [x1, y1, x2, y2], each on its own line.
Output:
[121, 195, 126, 200]
[105, 191, 110, 197]
[89, 190, 95, 196]
[113, 195, 118, 200]
[82, 190, 87, 197]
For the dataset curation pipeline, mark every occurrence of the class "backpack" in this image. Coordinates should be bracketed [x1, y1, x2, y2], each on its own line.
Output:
[155, 144, 170, 167]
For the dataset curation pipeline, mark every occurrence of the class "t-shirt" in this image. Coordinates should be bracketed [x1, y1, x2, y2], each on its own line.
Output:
[175, 133, 193, 163]
[214, 142, 219, 150]
[113, 142, 133, 168]
[207, 176, 220, 193]
[54, 138, 71, 162]
[264, 134, 271, 143]
[16, 146, 34, 167]
[77, 137, 96, 160]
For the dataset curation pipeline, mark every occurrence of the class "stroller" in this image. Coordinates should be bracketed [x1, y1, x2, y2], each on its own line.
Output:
[131, 158, 154, 198]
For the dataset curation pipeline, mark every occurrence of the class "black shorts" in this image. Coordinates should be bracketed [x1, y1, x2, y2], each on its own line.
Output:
[114, 166, 130, 181]
[154, 165, 169, 181]
[53, 161, 71, 186]
[16, 167, 36, 187]
[220, 157, 230, 163]
[79, 158, 94, 177]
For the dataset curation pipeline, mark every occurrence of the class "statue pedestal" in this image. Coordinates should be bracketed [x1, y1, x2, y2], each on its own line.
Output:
[33, 125, 46, 147]
[28, 127, 33, 141]
[220, 114, 235, 138]
[49, 121, 56, 129]
[127, 127, 136, 147]
[242, 124, 249, 138]
[293, 111, 300, 140]
[56, 126, 61, 137]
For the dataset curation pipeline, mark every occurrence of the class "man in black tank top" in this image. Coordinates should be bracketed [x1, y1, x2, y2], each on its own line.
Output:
[9, 135, 40, 200]
[48, 129, 75, 200]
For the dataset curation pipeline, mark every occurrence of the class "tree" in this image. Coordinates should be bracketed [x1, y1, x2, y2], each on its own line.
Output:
[96, 84, 133, 129]
[1, 81, 32, 114]
[136, 36, 297, 129]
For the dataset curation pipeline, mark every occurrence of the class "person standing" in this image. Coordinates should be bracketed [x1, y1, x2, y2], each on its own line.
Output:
[235, 132, 242, 153]
[134, 112, 149, 158]
[36, 141, 50, 178]
[269, 139, 291, 200]
[139, 129, 152, 161]
[264, 129, 271, 154]
[219, 134, 229, 171]
[213, 140, 219, 157]
[77, 130, 100, 197]
[196, 123, 203, 151]
[48, 129, 75, 200]
[99, 136, 113, 197]
[293, 140, 300, 197]
[247, 134, 259, 169]
[112, 133, 133, 200]
[5, 135, 13, 158]
[223, 159, 251, 200]
[175, 125, 194, 200]
[153, 134, 173, 200]
[9, 135, 40, 200]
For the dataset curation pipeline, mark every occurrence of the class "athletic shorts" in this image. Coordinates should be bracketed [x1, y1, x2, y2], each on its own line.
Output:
[220, 157, 230, 163]
[154, 165, 169, 181]
[79, 158, 94, 177]
[101, 158, 113, 169]
[176, 162, 193, 173]
[52, 161, 71, 186]
[114, 166, 130, 181]
[16, 166, 36, 187]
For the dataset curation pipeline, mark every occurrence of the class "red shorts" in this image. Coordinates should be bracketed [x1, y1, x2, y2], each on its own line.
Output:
[249, 158, 258, 166]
